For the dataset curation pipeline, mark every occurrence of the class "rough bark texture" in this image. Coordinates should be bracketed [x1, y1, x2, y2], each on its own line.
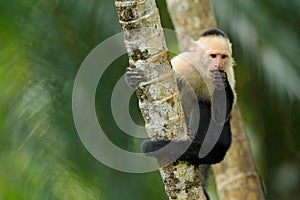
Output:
[115, 0, 206, 199]
[166, 0, 265, 199]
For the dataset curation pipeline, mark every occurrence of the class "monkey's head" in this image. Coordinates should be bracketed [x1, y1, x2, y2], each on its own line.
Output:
[190, 28, 233, 79]
[171, 28, 236, 99]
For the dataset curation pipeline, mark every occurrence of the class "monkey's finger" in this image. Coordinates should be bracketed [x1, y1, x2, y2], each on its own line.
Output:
[214, 75, 227, 82]
[126, 67, 135, 71]
[214, 80, 228, 89]
[128, 75, 144, 81]
[219, 72, 227, 79]
[214, 76, 228, 83]
[213, 72, 228, 85]
[125, 75, 145, 83]
[211, 71, 223, 80]
[213, 75, 227, 81]
[125, 72, 146, 80]
[211, 69, 224, 73]
[215, 80, 227, 86]
[214, 80, 227, 86]
[125, 69, 146, 77]
[126, 80, 142, 88]
[214, 77, 228, 87]
[125, 70, 140, 75]
[212, 70, 227, 77]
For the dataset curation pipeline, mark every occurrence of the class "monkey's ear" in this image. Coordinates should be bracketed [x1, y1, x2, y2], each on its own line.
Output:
[189, 41, 198, 52]
[189, 41, 205, 53]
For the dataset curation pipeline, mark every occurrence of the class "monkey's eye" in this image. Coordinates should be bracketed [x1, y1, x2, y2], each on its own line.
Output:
[210, 54, 216, 58]
[221, 55, 227, 59]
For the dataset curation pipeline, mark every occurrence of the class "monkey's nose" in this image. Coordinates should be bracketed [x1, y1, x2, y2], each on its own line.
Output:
[215, 64, 224, 70]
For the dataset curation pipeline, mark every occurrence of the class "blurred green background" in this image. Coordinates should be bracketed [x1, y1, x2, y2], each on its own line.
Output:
[0, 0, 299, 199]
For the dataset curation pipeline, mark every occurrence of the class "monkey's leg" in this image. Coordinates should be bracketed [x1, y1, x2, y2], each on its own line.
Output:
[141, 139, 204, 165]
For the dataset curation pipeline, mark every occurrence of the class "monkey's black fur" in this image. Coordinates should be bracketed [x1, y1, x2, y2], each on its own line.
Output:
[200, 28, 228, 38]
[141, 72, 234, 165]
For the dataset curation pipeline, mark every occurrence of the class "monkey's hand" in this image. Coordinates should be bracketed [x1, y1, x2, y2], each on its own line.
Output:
[212, 70, 229, 90]
[124, 67, 146, 89]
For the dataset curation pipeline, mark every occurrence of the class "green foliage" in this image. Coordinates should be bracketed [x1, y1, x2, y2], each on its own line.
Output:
[0, 0, 165, 199]
[0, 0, 299, 199]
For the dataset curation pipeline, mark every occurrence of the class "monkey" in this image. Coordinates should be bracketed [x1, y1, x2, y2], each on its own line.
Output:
[125, 28, 236, 166]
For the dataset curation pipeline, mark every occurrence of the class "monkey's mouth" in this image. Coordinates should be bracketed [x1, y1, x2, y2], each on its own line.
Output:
[206, 70, 216, 79]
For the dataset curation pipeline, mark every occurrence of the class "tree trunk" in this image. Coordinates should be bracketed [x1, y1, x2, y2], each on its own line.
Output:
[115, 0, 207, 199]
[213, 106, 265, 199]
[166, 0, 216, 51]
[166, 0, 265, 199]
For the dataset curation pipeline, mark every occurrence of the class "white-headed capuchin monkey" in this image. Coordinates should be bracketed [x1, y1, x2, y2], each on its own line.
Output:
[125, 28, 236, 166]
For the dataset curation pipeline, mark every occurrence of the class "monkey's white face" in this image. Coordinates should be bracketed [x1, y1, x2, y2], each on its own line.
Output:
[206, 49, 230, 77]
[172, 33, 236, 100]
[194, 36, 232, 79]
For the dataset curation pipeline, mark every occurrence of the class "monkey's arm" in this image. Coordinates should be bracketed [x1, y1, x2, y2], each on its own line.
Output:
[211, 70, 234, 124]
